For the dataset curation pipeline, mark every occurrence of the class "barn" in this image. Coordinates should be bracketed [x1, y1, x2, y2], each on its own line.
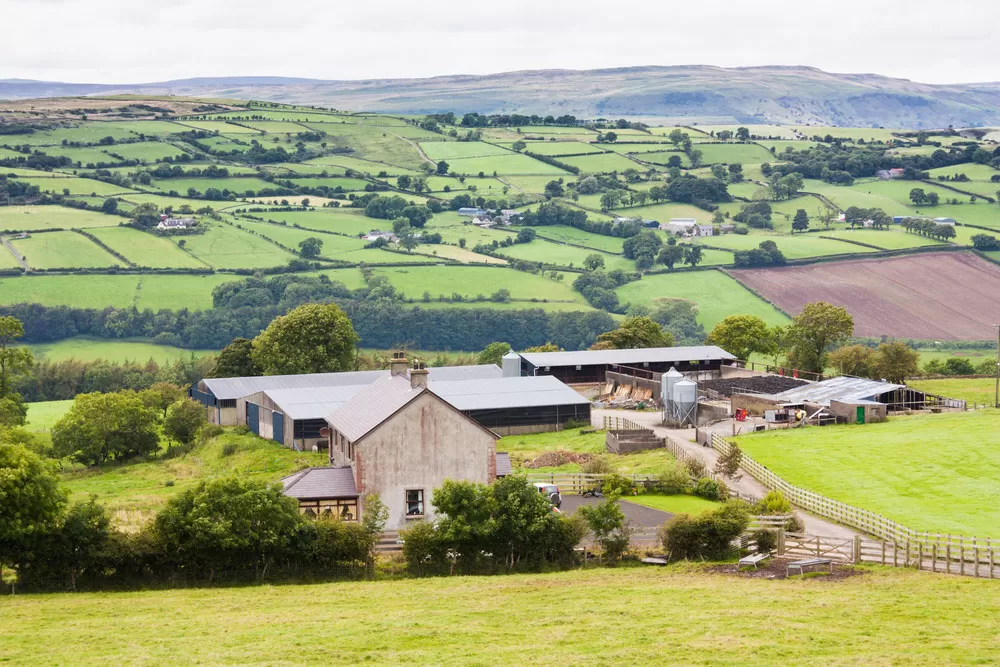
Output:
[512, 346, 737, 384]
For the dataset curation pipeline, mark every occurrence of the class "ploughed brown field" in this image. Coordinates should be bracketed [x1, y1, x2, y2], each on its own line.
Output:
[729, 252, 1000, 340]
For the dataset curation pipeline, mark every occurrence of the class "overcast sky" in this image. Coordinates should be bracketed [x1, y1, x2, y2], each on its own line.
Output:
[2, 0, 997, 85]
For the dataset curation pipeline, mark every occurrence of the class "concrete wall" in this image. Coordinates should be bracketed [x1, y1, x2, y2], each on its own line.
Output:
[605, 430, 664, 454]
[353, 392, 497, 531]
[829, 400, 887, 424]
[732, 393, 782, 416]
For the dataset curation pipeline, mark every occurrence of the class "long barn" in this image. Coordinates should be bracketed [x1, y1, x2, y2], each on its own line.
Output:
[513, 345, 737, 384]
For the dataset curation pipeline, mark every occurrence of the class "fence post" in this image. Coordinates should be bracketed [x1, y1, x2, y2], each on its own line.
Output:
[853, 535, 861, 563]
[777, 528, 785, 556]
[990, 549, 994, 580]
[905, 540, 910, 568]
[932, 544, 937, 572]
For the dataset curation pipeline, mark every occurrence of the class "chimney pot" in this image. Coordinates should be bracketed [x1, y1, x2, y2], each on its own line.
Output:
[390, 352, 408, 377]
[409, 366, 429, 389]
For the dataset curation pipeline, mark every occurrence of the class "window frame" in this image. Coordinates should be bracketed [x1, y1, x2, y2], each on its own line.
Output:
[405, 488, 425, 518]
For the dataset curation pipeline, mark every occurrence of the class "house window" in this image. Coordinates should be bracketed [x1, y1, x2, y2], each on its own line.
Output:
[298, 499, 358, 521]
[406, 489, 425, 517]
[220, 399, 236, 408]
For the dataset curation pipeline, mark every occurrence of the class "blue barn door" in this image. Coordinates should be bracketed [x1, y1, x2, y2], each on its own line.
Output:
[247, 402, 260, 435]
[272, 412, 284, 445]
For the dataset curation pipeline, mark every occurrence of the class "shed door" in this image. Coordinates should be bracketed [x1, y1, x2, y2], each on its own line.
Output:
[272, 412, 284, 445]
[856, 406, 865, 425]
[247, 402, 260, 435]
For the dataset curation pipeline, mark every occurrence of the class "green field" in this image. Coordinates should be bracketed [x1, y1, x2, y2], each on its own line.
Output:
[10, 231, 124, 269]
[16, 176, 135, 197]
[737, 411, 1000, 537]
[499, 239, 635, 271]
[628, 494, 722, 515]
[0, 206, 127, 233]
[558, 152, 644, 173]
[372, 265, 583, 303]
[818, 229, 948, 250]
[419, 141, 513, 160]
[24, 400, 74, 432]
[3, 567, 998, 665]
[529, 225, 626, 252]
[498, 428, 670, 474]
[909, 377, 999, 407]
[693, 143, 776, 164]
[149, 176, 277, 194]
[0, 273, 243, 310]
[89, 227, 208, 268]
[104, 141, 189, 162]
[28, 337, 214, 364]
[697, 233, 876, 259]
[445, 154, 567, 175]
[510, 141, 604, 156]
[181, 223, 296, 268]
[616, 269, 791, 329]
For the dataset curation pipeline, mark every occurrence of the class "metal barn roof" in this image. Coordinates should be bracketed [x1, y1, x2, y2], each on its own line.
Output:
[517, 345, 735, 369]
[771, 376, 906, 406]
[431, 376, 590, 411]
[282, 467, 358, 499]
[264, 385, 370, 420]
[202, 364, 502, 400]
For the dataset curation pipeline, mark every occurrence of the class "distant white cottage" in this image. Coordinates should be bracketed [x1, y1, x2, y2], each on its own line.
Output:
[661, 218, 713, 237]
[157, 215, 195, 230]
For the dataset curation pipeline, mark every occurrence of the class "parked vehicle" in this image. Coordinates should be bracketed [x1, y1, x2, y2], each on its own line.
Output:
[582, 486, 604, 498]
[532, 482, 562, 508]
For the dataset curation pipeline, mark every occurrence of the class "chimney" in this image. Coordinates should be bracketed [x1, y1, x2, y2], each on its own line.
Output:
[410, 360, 429, 389]
[390, 351, 408, 377]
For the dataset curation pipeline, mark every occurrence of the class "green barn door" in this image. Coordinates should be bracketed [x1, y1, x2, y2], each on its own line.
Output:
[856, 406, 865, 424]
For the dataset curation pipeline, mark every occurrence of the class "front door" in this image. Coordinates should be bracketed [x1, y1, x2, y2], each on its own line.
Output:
[247, 402, 260, 435]
[856, 406, 865, 425]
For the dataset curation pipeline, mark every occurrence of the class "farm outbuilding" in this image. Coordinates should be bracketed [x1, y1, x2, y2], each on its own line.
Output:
[514, 346, 737, 384]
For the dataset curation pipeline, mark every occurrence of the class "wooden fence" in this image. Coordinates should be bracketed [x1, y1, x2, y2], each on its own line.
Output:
[712, 433, 1000, 578]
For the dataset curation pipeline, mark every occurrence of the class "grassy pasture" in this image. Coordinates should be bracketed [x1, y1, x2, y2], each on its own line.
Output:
[558, 152, 644, 173]
[278, 176, 369, 191]
[634, 151, 691, 167]
[757, 140, 822, 152]
[6, 567, 1000, 665]
[817, 229, 948, 250]
[791, 126, 900, 142]
[506, 141, 603, 156]
[687, 124, 798, 139]
[372, 265, 583, 302]
[499, 428, 673, 474]
[518, 125, 599, 135]
[257, 209, 377, 236]
[0, 245, 19, 268]
[694, 143, 776, 164]
[605, 143, 681, 155]
[25, 400, 73, 432]
[176, 120, 261, 134]
[419, 141, 513, 160]
[698, 233, 877, 259]
[302, 155, 422, 175]
[499, 239, 635, 271]
[37, 145, 122, 165]
[0, 205, 125, 232]
[181, 223, 296, 269]
[238, 219, 371, 258]
[908, 377, 998, 407]
[242, 120, 312, 134]
[149, 176, 277, 194]
[196, 135, 250, 152]
[616, 269, 790, 328]
[0, 273, 239, 310]
[612, 202, 715, 224]
[737, 411, 1000, 537]
[10, 231, 124, 269]
[925, 163, 1000, 181]
[528, 225, 626, 252]
[88, 227, 207, 268]
[3, 124, 137, 146]
[29, 338, 214, 364]
[18, 176, 135, 196]
[446, 154, 567, 175]
[304, 123, 429, 170]
[104, 141, 189, 162]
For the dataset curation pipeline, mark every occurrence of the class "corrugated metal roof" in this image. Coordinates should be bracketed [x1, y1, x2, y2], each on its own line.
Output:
[326, 376, 424, 443]
[203, 364, 501, 400]
[495, 452, 512, 477]
[264, 385, 369, 420]
[517, 345, 735, 368]
[772, 376, 905, 406]
[432, 376, 589, 411]
[281, 467, 358, 499]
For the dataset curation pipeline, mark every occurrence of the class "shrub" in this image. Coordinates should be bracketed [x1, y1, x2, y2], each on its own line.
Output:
[308, 517, 374, 574]
[692, 476, 728, 501]
[562, 418, 590, 430]
[578, 496, 631, 562]
[650, 462, 691, 495]
[601, 473, 639, 497]
[754, 490, 792, 516]
[752, 529, 777, 554]
[683, 457, 707, 479]
[231, 425, 251, 436]
[581, 455, 617, 475]
[199, 424, 224, 443]
[401, 520, 449, 575]
[660, 500, 751, 561]
[220, 442, 239, 457]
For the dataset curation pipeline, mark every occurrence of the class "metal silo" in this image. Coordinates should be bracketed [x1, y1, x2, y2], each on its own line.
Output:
[502, 350, 522, 378]
[661, 366, 683, 419]
[672, 379, 698, 426]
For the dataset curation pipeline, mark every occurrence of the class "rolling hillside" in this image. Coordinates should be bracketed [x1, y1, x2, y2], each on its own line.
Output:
[4, 66, 1000, 128]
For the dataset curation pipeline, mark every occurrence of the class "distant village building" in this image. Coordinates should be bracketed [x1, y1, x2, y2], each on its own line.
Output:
[877, 168, 905, 180]
[457, 207, 488, 217]
[157, 215, 195, 230]
[364, 230, 397, 242]
[933, 217, 957, 226]
[660, 218, 712, 237]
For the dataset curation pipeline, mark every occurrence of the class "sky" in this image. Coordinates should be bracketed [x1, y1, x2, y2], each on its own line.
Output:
[2, 0, 998, 85]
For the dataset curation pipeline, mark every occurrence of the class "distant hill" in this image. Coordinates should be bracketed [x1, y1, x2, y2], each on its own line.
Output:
[4, 65, 1000, 128]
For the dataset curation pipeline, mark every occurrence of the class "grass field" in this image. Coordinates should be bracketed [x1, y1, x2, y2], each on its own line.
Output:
[28, 337, 214, 364]
[445, 154, 567, 175]
[529, 225, 626, 252]
[908, 378, 999, 407]
[102, 141, 188, 162]
[616, 269, 791, 329]
[89, 227, 207, 268]
[0, 245, 19, 268]
[499, 239, 635, 271]
[558, 152, 645, 173]
[149, 176, 278, 194]
[10, 231, 124, 269]
[0, 273, 241, 310]
[24, 400, 73, 432]
[697, 233, 876, 259]
[627, 494, 721, 515]
[2, 566, 998, 664]
[817, 229, 948, 250]
[182, 223, 296, 268]
[693, 143, 776, 165]
[252, 209, 376, 236]
[737, 411, 1000, 537]
[419, 141, 512, 160]
[508, 141, 604, 156]
[17, 176, 135, 197]
[371, 265, 583, 303]
[0, 205, 127, 232]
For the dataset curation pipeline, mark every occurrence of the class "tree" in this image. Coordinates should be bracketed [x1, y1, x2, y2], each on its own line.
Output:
[595, 317, 673, 349]
[154, 477, 302, 580]
[436, 160, 450, 175]
[251, 303, 358, 375]
[792, 209, 809, 232]
[682, 245, 703, 268]
[523, 343, 561, 353]
[140, 382, 185, 419]
[0, 444, 66, 573]
[583, 253, 605, 271]
[477, 342, 511, 366]
[100, 198, 118, 214]
[397, 175, 412, 190]
[511, 141, 527, 152]
[51, 391, 161, 466]
[516, 227, 536, 243]
[657, 244, 684, 271]
[909, 188, 927, 205]
[578, 495, 631, 562]
[164, 398, 209, 446]
[211, 338, 260, 378]
[713, 441, 743, 481]
[705, 315, 770, 361]
[668, 129, 688, 145]
[688, 149, 703, 168]
[297, 237, 324, 258]
[874, 342, 919, 382]
[785, 302, 854, 373]
[603, 131, 618, 143]
[544, 180, 564, 198]
[131, 202, 160, 229]
[0, 316, 32, 401]
[926, 191, 940, 205]
[827, 344, 878, 377]
[735, 127, 751, 142]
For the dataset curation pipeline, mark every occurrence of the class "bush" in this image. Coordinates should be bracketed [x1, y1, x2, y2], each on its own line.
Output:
[199, 424, 224, 443]
[660, 500, 751, 561]
[754, 490, 792, 516]
[683, 457, 707, 479]
[231, 425, 251, 436]
[578, 496, 631, 562]
[581, 456, 617, 475]
[692, 476, 728, 501]
[752, 529, 777, 554]
[220, 441, 239, 457]
[401, 521, 449, 575]
[562, 418, 590, 430]
[600, 473, 639, 497]
[650, 462, 691, 495]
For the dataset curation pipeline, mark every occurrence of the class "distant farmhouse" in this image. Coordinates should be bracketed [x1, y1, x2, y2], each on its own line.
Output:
[661, 218, 713, 237]
[157, 215, 195, 230]
[877, 168, 906, 180]
[457, 207, 488, 217]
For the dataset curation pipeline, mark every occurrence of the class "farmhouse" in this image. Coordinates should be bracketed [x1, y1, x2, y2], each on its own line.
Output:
[457, 207, 488, 217]
[157, 215, 195, 230]
[512, 345, 737, 384]
[660, 218, 713, 236]
[284, 360, 500, 529]
[877, 168, 905, 180]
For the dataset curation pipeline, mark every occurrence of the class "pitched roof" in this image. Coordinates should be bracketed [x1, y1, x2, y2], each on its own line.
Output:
[431, 375, 589, 411]
[202, 364, 502, 400]
[771, 376, 906, 406]
[281, 467, 358, 499]
[517, 345, 735, 368]
[495, 452, 512, 477]
[325, 375, 425, 443]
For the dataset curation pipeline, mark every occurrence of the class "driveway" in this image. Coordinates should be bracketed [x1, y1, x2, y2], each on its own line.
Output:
[560, 495, 672, 528]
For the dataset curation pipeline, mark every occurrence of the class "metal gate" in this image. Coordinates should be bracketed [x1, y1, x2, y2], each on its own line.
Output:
[247, 402, 260, 435]
[272, 412, 284, 445]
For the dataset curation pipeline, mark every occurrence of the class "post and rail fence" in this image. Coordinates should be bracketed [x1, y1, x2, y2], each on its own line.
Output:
[712, 433, 999, 578]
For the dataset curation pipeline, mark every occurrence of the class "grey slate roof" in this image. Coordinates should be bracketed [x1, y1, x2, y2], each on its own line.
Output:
[431, 376, 589, 411]
[495, 452, 512, 477]
[771, 376, 906, 406]
[202, 364, 501, 400]
[325, 375, 425, 443]
[281, 467, 358, 499]
[517, 345, 736, 368]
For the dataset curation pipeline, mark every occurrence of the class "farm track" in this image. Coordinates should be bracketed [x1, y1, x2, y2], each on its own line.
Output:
[0, 235, 29, 270]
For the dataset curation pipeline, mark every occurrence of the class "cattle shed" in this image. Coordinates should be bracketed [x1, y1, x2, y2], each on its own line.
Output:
[191, 364, 502, 428]
[515, 346, 737, 384]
